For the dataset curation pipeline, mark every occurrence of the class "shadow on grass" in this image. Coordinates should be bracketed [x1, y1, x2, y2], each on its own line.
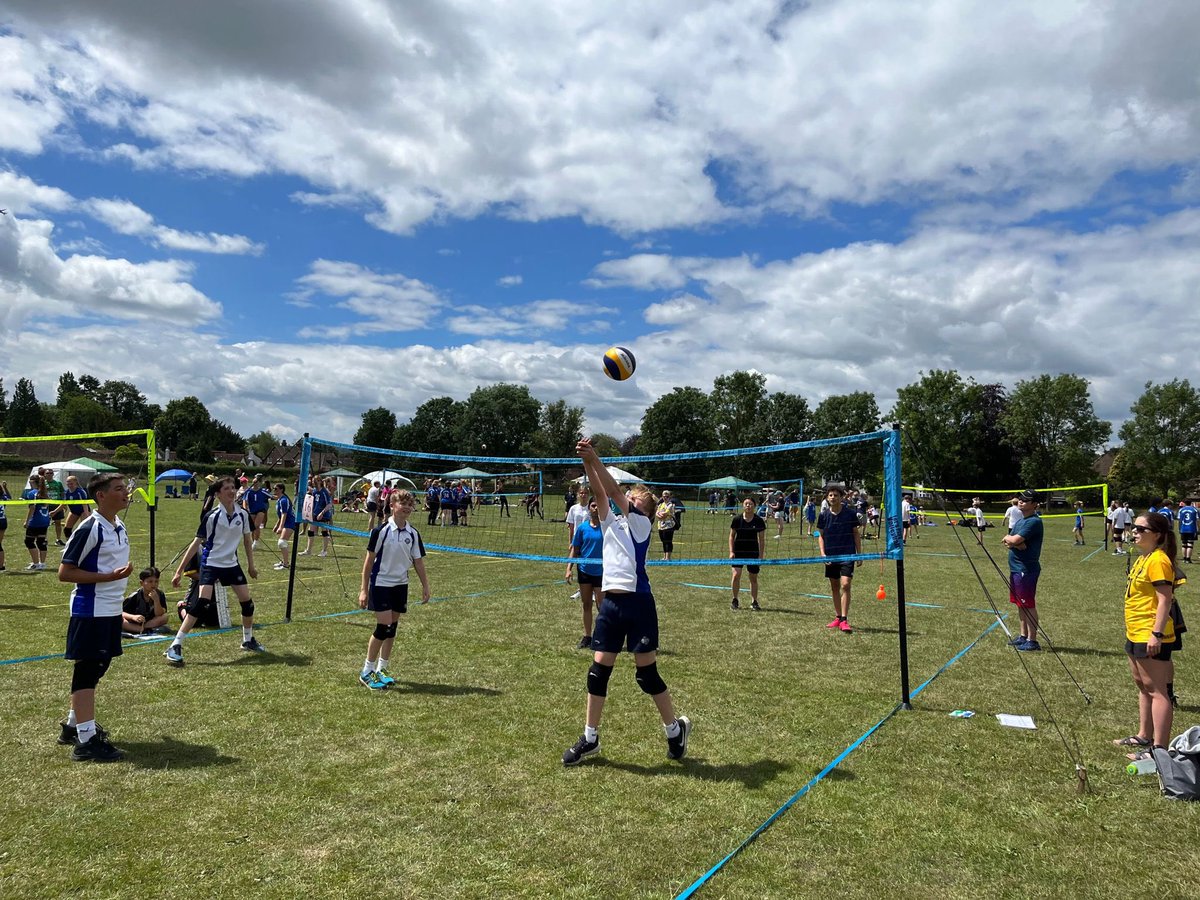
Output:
[853, 626, 913, 636]
[391, 680, 502, 697]
[117, 736, 239, 770]
[592, 756, 791, 788]
[0, 604, 40, 610]
[194, 651, 314, 668]
[1046, 645, 1128, 659]
[755, 607, 814, 617]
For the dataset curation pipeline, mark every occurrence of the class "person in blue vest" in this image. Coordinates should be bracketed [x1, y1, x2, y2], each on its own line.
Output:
[1072, 501, 1086, 546]
[272, 482, 297, 570]
[1178, 499, 1198, 564]
[566, 497, 604, 649]
[439, 481, 455, 526]
[241, 477, 271, 549]
[23, 473, 53, 571]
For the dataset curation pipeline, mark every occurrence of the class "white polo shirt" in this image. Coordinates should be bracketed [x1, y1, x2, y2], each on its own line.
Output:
[198, 504, 252, 568]
[367, 520, 426, 588]
[63, 511, 130, 617]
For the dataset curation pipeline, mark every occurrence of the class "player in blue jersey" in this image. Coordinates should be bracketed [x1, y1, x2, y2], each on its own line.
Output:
[22, 473, 52, 571]
[241, 476, 271, 549]
[562, 438, 690, 767]
[1178, 499, 1197, 564]
[817, 484, 862, 633]
[566, 497, 603, 649]
[166, 476, 264, 666]
[357, 490, 431, 689]
[1072, 501, 1086, 546]
[56, 474, 92, 545]
[272, 482, 297, 570]
[57, 472, 132, 761]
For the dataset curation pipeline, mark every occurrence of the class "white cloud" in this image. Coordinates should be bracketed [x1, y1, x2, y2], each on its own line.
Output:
[4, 1, 1195, 233]
[292, 260, 444, 334]
[446, 300, 618, 336]
[83, 197, 263, 255]
[587, 254, 691, 290]
[497, 275, 523, 287]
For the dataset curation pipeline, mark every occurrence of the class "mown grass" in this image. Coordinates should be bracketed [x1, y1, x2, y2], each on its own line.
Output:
[0, 485, 1197, 899]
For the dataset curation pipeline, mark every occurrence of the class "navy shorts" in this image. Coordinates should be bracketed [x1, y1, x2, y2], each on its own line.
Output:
[592, 591, 659, 654]
[199, 564, 247, 587]
[577, 570, 602, 587]
[366, 502, 378, 513]
[65, 615, 124, 661]
[369, 583, 409, 613]
[1182, 532, 1196, 548]
[825, 562, 855, 579]
[1126, 638, 1179, 661]
[732, 556, 761, 575]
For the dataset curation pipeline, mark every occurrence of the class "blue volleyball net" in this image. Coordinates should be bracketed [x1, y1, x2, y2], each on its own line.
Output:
[289, 429, 904, 569]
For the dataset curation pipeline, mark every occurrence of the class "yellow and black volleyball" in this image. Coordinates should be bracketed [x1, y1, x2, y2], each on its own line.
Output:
[603, 346, 636, 381]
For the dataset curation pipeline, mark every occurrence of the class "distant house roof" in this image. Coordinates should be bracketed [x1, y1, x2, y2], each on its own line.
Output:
[1094, 449, 1117, 478]
[0, 440, 112, 461]
[264, 443, 346, 470]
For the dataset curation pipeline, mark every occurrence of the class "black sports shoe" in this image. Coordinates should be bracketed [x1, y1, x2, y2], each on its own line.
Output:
[241, 638, 266, 653]
[577, 635, 592, 649]
[562, 735, 600, 766]
[667, 716, 692, 761]
[57, 721, 108, 746]
[730, 598, 740, 611]
[71, 735, 124, 762]
[750, 600, 762, 611]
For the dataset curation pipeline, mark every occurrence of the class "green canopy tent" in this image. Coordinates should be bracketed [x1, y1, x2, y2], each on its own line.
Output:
[320, 467, 362, 496]
[699, 476, 762, 492]
[69, 456, 119, 472]
[441, 466, 494, 479]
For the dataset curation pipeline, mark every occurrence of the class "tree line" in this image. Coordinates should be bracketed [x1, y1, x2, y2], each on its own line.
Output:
[2, 370, 1197, 501]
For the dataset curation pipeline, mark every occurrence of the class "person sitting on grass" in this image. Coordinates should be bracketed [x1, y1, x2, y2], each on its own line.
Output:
[122, 566, 169, 635]
[561, 438, 690, 767]
[357, 490, 431, 690]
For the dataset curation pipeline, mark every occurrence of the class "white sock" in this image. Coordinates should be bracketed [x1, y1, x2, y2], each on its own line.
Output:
[243, 626, 254, 642]
[664, 719, 681, 739]
[66, 709, 77, 727]
[377, 657, 389, 673]
[172, 624, 188, 646]
[76, 720, 97, 745]
[584, 725, 599, 742]
[363, 658, 375, 676]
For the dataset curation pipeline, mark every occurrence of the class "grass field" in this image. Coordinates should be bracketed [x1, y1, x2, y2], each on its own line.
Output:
[1, 487, 1197, 899]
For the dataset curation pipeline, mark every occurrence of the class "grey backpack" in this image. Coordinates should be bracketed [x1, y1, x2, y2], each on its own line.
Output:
[1153, 725, 1200, 801]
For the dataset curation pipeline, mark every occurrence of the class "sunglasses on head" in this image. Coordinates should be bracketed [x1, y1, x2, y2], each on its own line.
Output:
[1132, 524, 1157, 534]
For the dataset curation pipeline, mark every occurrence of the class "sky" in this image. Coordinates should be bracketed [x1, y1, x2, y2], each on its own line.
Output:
[2, 0, 1199, 447]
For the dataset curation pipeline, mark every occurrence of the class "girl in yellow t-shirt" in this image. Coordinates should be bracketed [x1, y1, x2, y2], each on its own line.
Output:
[1114, 512, 1184, 761]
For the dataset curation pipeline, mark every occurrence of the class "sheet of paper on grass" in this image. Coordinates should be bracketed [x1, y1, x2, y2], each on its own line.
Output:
[996, 714, 1036, 730]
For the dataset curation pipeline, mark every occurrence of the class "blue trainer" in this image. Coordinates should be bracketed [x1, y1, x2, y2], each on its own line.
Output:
[164, 644, 184, 667]
[376, 669, 395, 687]
[359, 671, 386, 690]
[1016, 639, 1041, 652]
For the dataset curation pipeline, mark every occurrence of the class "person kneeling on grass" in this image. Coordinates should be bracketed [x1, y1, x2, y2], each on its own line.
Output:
[58, 472, 133, 762]
[562, 438, 690, 767]
[358, 490, 431, 689]
[165, 476, 264, 667]
[122, 566, 169, 635]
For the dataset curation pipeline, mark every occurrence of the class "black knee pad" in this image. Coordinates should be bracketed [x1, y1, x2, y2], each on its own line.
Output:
[373, 622, 390, 640]
[239, 599, 255, 618]
[384, 622, 397, 640]
[587, 661, 614, 697]
[64, 527, 73, 538]
[70, 658, 111, 693]
[635, 662, 668, 696]
[24, 534, 36, 549]
[36, 536, 48, 552]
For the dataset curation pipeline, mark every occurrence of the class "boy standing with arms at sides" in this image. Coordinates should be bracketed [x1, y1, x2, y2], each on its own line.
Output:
[900, 493, 913, 543]
[1111, 500, 1133, 555]
[57, 474, 92, 545]
[165, 476, 265, 666]
[1001, 489, 1044, 651]
[964, 498, 987, 545]
[242, 477, 271, 549]
[730, 497, 766, 611]
[272, 482, 296, 570]
[1072, 501, 1086, 545]
[1178, 498, 1198, 563]
[566, 497, 603, 648]
[817, 484, 862, 633]
[58, 472, 132, 761]
[358, 490, 431, 689]
[562, 439, 690, 767]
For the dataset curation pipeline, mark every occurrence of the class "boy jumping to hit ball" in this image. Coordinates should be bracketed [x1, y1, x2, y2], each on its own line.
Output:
[358, 490, 431, 689]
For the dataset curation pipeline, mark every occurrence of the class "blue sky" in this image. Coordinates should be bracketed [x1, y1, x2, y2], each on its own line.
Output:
[2, 1, 1199, 445]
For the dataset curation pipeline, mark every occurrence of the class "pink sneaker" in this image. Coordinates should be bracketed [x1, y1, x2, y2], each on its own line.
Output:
[826, 618, 841, 629]
[838, 619, 853, 633]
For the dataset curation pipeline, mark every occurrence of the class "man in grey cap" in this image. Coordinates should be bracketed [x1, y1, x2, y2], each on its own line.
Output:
[1001, 489, 1044, 651]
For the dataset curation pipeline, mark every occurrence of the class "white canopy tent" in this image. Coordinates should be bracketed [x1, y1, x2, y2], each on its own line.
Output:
[27, 460, 98, 488]
[573, 464, 644, 485]
[355, 469, 418, 490]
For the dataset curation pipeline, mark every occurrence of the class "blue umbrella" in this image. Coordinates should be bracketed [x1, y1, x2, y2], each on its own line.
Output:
[155, 469, 193, 482]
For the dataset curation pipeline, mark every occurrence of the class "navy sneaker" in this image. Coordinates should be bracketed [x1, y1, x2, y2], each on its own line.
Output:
[241, 638, 266, 653]
[667, 716, 692, 761]
[1016, 639, 1041, 652]
[71, 735, 124, 762]
[562, 735, 600, 766]
[730, 598, 740, 611]
[1007, 635, 1027, 646]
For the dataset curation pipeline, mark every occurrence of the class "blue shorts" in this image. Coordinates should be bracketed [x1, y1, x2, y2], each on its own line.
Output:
[368, 583, 408, 613]
[199, 565, 247, 587]
[592, 591, 659, 654]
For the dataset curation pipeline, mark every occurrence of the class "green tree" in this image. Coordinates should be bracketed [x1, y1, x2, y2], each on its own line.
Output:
[57, 395, 117, 435]
[208, 419, 245, 453]
[758, 390, 813, 484]
[589, 432, 623, 456]
[455, 384, 541, 457]
[638, 387, 716, 481]
[97, 380, 158, 427]
[810, 392, 881, 490]
[394, 397, 466, 456]
[77, 374, 102, 400]
[247, 430, 282, 462]
[0, 377, 7, 432]
[710, 371, 770, 450]
[6, 378, 45, 437]
[531, 399, 585, 458]
[1117, 380, 1200, 499]
[1000, 374, 1110, 487]
[113, 443, 146, 463]
[891, 370, 990, 487]
[619, 433, 640, 456]
[57, 372, 83, 405]
[156, 397, 213, 453]
[354, 406, 399, 471]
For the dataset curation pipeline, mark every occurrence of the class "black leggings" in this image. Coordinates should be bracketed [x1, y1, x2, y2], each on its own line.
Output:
[659, 527, 676, 553]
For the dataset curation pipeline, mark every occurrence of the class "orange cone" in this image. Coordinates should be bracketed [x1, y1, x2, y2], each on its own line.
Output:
[876, 584, 887, 600]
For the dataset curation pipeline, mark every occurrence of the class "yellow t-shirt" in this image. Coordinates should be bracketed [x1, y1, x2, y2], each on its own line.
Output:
[1124, 549, 1183, 642]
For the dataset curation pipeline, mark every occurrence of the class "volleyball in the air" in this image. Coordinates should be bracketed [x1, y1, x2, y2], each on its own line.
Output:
[603, 346, 636, 381]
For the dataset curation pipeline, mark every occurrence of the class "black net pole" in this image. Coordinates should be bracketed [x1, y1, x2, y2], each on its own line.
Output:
[284, 433, 310, 622]
[896, 556, 912, 709]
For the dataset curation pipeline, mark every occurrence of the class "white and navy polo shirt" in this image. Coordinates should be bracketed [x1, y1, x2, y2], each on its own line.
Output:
[367, 520, 426, 588]
[63, 511, 130, 617]
[197, 504, 252, 568]
[599, 506, 651, 594]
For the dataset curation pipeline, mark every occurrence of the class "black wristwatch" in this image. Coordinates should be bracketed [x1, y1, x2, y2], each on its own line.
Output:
[1152, 631, 1165, 639]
